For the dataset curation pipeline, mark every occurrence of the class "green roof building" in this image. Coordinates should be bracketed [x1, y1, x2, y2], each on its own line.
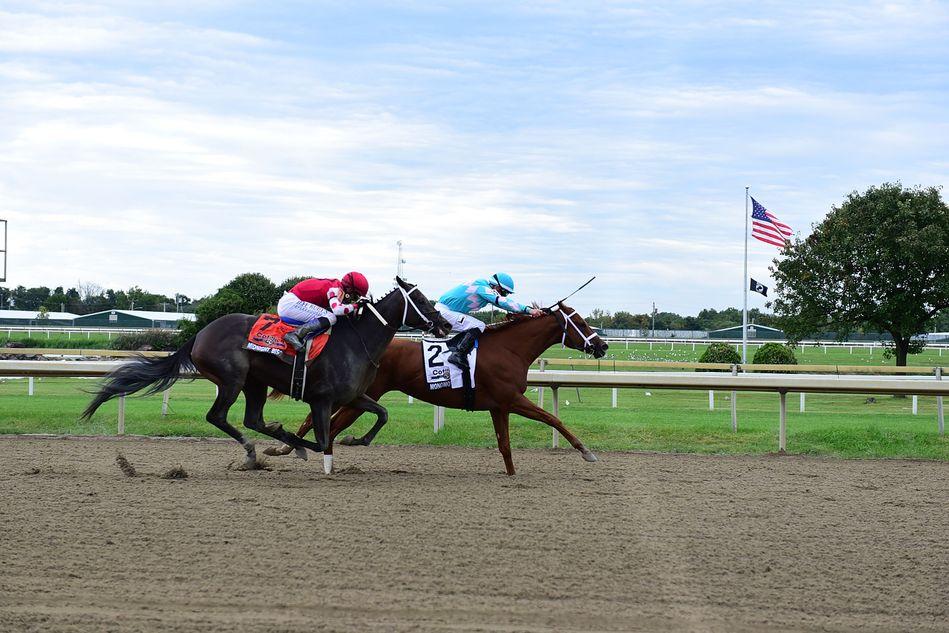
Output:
[72, 310, 196, 329]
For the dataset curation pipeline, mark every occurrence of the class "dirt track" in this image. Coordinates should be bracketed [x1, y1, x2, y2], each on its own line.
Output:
[1, 436, 947, 632]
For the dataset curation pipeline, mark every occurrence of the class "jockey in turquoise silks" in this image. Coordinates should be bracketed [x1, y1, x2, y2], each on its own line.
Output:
[435, 273, 543, 371]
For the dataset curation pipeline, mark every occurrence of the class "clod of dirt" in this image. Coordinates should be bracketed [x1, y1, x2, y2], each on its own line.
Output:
[24, 467, 41, 475]
[335, 465, 365, 475]
[115, 453, 138, 477]
[161, 465, 188, 480]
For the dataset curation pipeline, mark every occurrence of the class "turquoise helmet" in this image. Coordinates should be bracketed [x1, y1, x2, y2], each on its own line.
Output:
[492, 272, 515, 293]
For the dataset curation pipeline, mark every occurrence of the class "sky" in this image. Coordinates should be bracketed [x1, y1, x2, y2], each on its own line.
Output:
[1, 1, 947, 316]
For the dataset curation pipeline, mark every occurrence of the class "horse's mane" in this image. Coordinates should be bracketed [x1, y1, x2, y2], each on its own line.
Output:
[484, 314, 531, 333]
[482, 305, 547, 336]
[373, 286, 400, 303]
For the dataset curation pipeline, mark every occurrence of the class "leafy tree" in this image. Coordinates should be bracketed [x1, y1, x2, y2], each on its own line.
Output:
[177, 274, 278, 343]
[611, 311, 638, 329]
[930, 309, 949, 333]
[586, 308, 612, 329]
[223, 273, 280, 313]
[10, 286, 51, 310]
[772, 183, 949, 365]
[277, 275, 316, 294]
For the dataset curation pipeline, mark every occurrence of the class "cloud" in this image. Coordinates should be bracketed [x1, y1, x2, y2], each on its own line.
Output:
[0, 2, 946, 316]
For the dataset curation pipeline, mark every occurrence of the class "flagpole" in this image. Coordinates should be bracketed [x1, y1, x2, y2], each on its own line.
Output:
[742, 186, 749, 364]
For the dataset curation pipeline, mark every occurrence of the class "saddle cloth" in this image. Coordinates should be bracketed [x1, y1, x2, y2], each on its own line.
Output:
[421, 338, 476, 390]
[245, 313, 329, 363]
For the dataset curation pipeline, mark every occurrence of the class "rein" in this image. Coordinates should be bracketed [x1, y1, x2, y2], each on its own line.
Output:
[341, 317, 381, 369]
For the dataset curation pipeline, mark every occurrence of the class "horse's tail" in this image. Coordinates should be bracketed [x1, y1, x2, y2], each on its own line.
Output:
[81, 336, 197, 420]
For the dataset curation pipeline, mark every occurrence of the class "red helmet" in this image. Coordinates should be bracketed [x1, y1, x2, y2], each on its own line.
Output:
[341, 271, 369, 297]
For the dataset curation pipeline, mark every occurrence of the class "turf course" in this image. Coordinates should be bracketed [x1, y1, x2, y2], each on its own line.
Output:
[2, 342, 946, 460]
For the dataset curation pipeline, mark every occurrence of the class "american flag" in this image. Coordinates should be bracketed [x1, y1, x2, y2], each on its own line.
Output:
[751, 197, 792, 248]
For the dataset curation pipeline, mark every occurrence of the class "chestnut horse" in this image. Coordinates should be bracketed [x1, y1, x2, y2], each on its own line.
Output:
[266, 303, 608, 475]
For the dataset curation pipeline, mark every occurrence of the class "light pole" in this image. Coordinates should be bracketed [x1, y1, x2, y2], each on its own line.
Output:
[0, 218, 6, 285]
[0, 219, 7, 311]
[651, 302, 657, 337]
[396, 241, 406, 279]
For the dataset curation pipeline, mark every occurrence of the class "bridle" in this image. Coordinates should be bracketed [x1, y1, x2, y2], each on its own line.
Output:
[551, 304, 601, 354]
[346, 283, 441, 369]
[363, 283, 439, 333]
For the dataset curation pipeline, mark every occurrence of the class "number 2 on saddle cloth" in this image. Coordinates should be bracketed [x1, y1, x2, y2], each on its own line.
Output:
[246, 314, 329, 363]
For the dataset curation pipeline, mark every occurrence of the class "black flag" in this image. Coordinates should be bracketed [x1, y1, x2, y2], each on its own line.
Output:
[750, 278, 768, 297]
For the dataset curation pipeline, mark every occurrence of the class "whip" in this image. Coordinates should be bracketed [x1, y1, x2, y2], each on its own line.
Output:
[547, 276, 595, 309]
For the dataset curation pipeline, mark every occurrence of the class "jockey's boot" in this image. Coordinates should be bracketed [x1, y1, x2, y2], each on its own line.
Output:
[285, 317, 332, 352]
[447, 329, 480, 371]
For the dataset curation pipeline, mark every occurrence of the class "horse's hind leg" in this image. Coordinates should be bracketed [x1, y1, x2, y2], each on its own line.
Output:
[337, 393, 388, 446]
[263, 413, 313, 457]
[205, 381, 258, 467]
[241, 380, 324, 458]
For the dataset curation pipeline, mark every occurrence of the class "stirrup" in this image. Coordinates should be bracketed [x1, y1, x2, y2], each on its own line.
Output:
[284, 332, 305, 352]
[448, 353, 469, 371]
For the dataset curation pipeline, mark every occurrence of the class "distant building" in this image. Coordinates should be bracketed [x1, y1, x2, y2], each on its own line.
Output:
[72, 310, 196, 329]
[708, 324, 785, 340]
[0, 309, 79, 327]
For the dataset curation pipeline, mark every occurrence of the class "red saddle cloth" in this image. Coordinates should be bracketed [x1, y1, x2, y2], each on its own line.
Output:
[246, 314, 329, 362]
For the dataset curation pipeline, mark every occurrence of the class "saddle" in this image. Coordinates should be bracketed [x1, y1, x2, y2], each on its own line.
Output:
[245, 314, 331, 400]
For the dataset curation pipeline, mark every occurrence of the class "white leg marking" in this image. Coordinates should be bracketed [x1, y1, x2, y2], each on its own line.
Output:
[323, 454, 334, 474]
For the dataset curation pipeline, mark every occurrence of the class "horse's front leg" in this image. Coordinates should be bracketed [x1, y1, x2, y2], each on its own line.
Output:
[308, 400, 334, 473]
[509, 394, 598, 463]
[489, 409, 516, 475]
[338, 394, 388, 446]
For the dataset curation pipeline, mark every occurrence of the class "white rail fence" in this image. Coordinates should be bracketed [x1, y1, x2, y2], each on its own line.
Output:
[6, 324, 949, 351]
[2, 360, 945, 452]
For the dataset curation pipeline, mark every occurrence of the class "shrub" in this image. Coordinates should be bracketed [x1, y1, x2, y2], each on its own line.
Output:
[222, 273, 279, 312]
[752, 342, 798, 366]
[110, 330, 180, 351]
[2, 337, 107, 349]
[277, 275, 316, 294]
[698, 342, 741, 369]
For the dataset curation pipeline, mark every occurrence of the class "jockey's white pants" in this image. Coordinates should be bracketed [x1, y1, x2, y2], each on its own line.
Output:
[435, 303, 485, 334]
[277, 292, 336, 326]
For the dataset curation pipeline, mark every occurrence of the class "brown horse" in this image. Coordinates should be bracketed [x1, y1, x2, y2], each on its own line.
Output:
[265, 303, 608, 474]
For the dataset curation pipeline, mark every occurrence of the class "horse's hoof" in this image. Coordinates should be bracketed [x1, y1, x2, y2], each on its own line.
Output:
[340, 435, 357, 446]
[581, 450, 598, 463]
[294, 447, 308, 461]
